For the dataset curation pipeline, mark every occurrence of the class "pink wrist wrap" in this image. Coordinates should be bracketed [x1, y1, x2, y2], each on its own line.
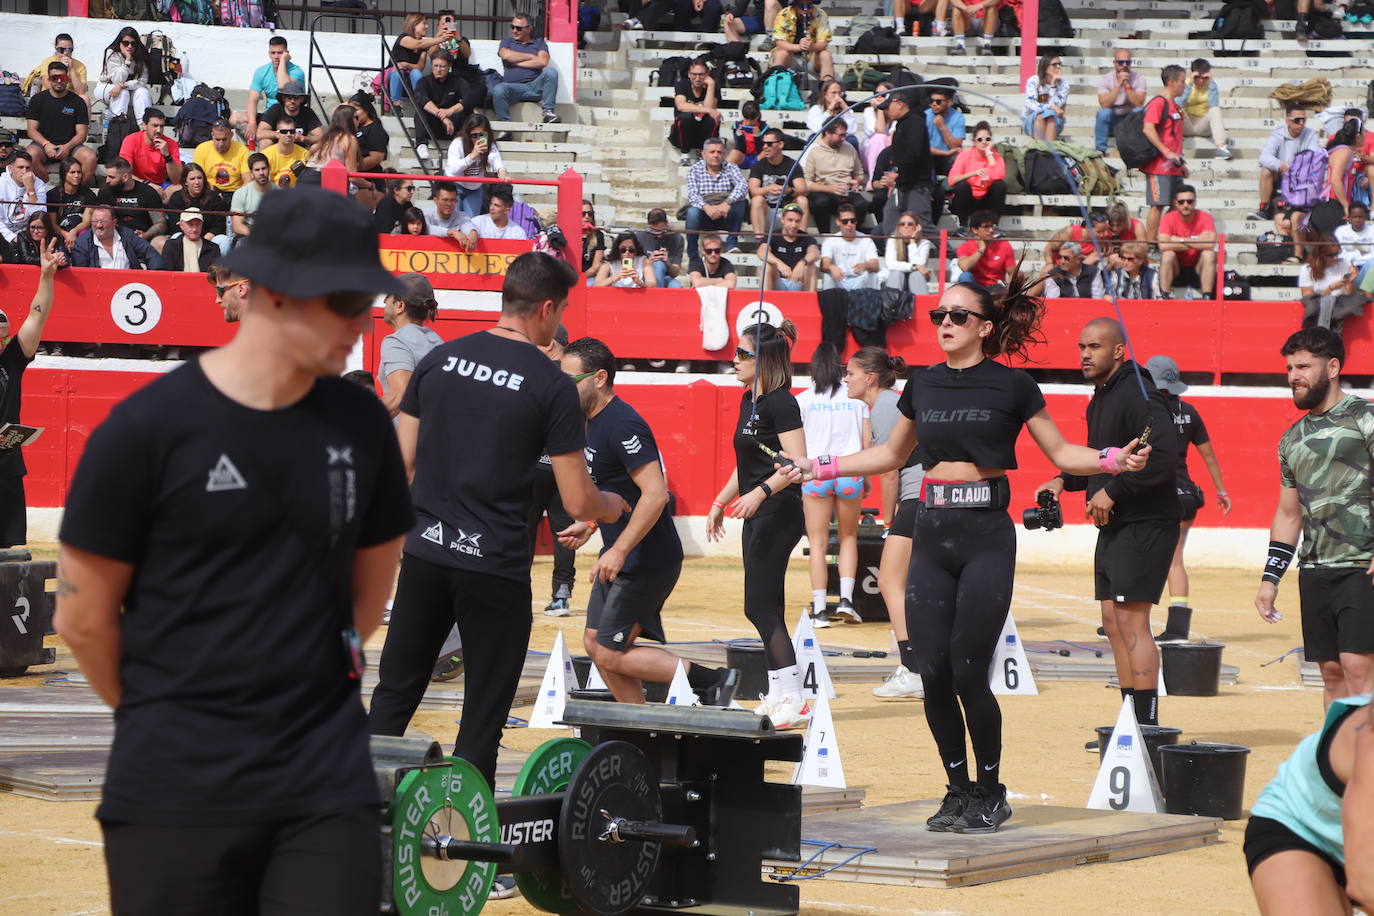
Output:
[812, 455, 841, 481]
[1099, 447, 1123, 475]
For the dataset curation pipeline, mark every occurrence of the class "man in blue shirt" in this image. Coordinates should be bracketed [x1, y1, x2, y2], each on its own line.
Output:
[925, 86, 965, 181]
[232, 36, 306, 142]
[491, 11, 560, 130]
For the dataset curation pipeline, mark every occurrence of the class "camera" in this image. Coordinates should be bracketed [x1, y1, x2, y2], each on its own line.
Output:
[1022, 490, 1063, 531]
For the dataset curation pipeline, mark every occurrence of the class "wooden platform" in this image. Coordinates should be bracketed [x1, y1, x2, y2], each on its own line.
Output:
[762, 802, 1221, 888]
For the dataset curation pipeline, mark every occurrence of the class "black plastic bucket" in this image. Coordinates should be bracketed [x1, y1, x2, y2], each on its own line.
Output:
[570, 654, 592, 689]
[726, 644, 769, 700]
[567, 687, 614, 703]
[1159, 742, 1250, 819]
[1095, 724, 1183, 777]
[1161, 642, 1225, 696]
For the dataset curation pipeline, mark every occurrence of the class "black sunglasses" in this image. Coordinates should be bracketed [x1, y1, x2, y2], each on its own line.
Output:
[703, 247, 722, 254]
[325, 291, 376, 319]
[837, 217, 856, 224]
[1175, 197, 1196, 204]
[55, 46, 73, 53]
[929, 308, 988, 326]
[618, 246, 637, 253]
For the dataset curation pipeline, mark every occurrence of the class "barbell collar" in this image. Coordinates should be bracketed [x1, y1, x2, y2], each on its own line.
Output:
[598, 812, 698, 848]
[420, 835, 516, 863]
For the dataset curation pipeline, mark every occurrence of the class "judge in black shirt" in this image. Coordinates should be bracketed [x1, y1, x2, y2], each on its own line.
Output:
[779, 278, 1151, 835]
[55, 188, 413, 916]
[878, 89, 935, 236]
[369, 252, 629, 787]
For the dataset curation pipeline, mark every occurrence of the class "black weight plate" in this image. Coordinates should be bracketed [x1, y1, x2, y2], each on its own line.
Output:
[558, 740, 661, 916]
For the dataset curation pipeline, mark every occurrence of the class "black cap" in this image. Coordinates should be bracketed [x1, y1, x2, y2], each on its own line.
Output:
[220, 187, 405, 299]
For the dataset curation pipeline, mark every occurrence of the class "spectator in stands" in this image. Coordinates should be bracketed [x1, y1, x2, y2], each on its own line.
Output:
[867, 144, 896, 225]
[0, 131, 16, 166]
[1324, 117, 1366, 214]
[262, 115, 309, 188]
[1252, 107, 1320, 220]
[26, 60, 96, 185]
[1095, 48, 1146, 154]
[14, 212, 69, 269]
[581, 199, 606, 282]
[234, 36, 304, 143]
[349, 93, 389, 172]
[414, 50, 484, 157]
[729, 101, 767, 169]
[807, 80, 860, 150]
[634, 208, 685, 289]
[1338, 203, 1374, 285]
[689, 233, 738, 287]
[721, 0, 776, 41]
[399, 207, 428, 235]
[759, 202, 819, 291]
[390, 12, 455, 102]
[951, 0, 1006, 55]
[72, 205, 161, 270]
[1157, 184, 1217, 299]
[671, 60, 721, 166]
[25, 33, 89, 105]
[1043, 209, 1110, 267]
[883, 211, 931, 294]
[1299, 226, 1363, 331]
[1038, 241, 1105, 298]
[472, 185, 528, 239]
[955, 209, 1013, 287]
[595, 231, 658, 287]
[98, 157, 166, 246]
[195, 120, 252, 195]
[492, 12, 561, 127]
[861, 80, 894, 165]
[301, 105, 376, 199]
[770, 0, 835, 82]
[157, 208, 219, 273]
[683, 136, 747, 260]
[1179, 58, 1230, 160]
[230, 153, 273, 241]
[96, 28, 153, 125]
[1107, 240, 1160, 299]
[256, 82, 323, 150]
[946, 121, 1007, 226]
[1022, 53, 1067, 142]
[166, 163, 231, 257]
[50, 157, 96, 248]
[443, 113, 509, 216]
[1098, 200, 1147, 268]
[1140, 65, 1188, 240]
[877, 89, 933, 234]
[820, 202, 880, 290]
[118, 108, 182, 202]
[803, 120, 868, 233]
[622, 0, 679, 32]
[925, 85, 965, 180]
[374, 175, 415, 234]
[749, 127, 809, 239]
[421, 181, 478, 250]
[0, 153, 46, 255]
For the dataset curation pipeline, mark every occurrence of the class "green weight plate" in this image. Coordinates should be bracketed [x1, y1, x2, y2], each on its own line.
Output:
[512, 737, 591, 913]
[390, 757, 499, 916]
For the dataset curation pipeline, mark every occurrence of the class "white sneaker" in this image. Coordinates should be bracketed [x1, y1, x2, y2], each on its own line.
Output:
[934, 20, 948, 36]
[416, 143, 430, 160]
[754, 693, 777, 717]
[623, 16, 642, 28]
[872, 665, 924, 699]
[768, 695, 813, 730]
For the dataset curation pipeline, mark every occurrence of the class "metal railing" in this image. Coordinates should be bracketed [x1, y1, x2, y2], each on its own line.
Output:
[277, 0, 534, 40]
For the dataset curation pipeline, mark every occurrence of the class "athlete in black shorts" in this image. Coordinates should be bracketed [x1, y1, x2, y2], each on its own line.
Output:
[1038, 318, 1181, 728]
[780, 279, 1150, 834]
[556, 337, 736, 705]
[55, 188, 414, 916]
[369, 253, 629, 787]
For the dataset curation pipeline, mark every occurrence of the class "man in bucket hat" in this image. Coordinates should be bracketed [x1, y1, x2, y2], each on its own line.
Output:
[55, 186, 414, 916]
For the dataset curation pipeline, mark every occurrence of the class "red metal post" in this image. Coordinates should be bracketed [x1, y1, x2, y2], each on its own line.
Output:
[558, 168, 584, 274]
[1215, 233, 1226, 305]
[1020, 0, 1040, 96]
[322, 159, 350, 196]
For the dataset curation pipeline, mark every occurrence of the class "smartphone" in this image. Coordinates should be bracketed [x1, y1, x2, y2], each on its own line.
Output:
[622, 257, 633, 271]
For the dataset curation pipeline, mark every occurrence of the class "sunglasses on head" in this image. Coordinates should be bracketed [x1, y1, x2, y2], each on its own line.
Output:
[929, 308, 988, 326]
[735, 346, 756, 361]
[325, 291, 376, 319]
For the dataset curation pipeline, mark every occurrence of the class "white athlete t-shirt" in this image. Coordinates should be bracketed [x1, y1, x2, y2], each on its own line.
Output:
[796, 384, 869, 459]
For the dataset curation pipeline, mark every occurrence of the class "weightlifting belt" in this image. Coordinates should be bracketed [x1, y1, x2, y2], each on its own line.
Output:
[918, 476, 1011, 510]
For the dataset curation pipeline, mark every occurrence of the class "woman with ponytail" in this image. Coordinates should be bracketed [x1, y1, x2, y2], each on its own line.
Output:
[379, 272, 442, 416]
[779, 276, 1151, 834]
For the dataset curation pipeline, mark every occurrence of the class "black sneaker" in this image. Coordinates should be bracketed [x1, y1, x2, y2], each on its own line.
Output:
[431, 652, 464, 682]
[1084, 739, 1099, 752]
[950, 783, 1012, 834]
[925, 784, 972, 832]
[696, 668, 740, 707]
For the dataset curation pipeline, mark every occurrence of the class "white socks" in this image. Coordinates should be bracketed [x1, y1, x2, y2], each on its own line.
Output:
[768, 665, 803, 700]
[812, 589, 827, 616]
[840, 577, 855, 601]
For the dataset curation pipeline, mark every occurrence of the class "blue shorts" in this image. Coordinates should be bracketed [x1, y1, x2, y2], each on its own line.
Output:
[775, 277, 805, 291]
[803, 477, 864, 499]
[1022, 108, 1064, 138]
[738, 14, 765, 33]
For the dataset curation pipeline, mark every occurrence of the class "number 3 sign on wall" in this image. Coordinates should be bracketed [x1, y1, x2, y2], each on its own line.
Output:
[111, 283, 164, 335]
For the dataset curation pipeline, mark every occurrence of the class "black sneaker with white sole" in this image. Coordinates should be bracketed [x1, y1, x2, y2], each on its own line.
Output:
[949, 783, 1012, 834]
[925, 784, 972, 832]
[695, 667, 740, 707]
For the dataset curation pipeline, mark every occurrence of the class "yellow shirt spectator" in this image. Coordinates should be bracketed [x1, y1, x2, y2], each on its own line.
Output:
[194, 139, 251, 194]
[1182, 82, 1209, 119]
[24, 55, 88, 95]
[772, 6, 832, 45]
[264, 143, 310, 188]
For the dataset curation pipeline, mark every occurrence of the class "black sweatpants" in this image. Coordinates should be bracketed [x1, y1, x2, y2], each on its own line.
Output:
[948, 180, 1008, 226]
[369, 555, 532, 787]
[810, 190, 871, 234]
[741, 502, 804, 669]
[906, 504, 1016, 788]
[670, 112, 721, 153]
[0, 474, 25, 547]
[102, 805, 380, 916]
[527, 467, 575, 599]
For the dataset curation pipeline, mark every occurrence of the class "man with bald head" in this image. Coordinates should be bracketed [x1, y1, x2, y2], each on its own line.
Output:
[1037, 317, 1180, 728]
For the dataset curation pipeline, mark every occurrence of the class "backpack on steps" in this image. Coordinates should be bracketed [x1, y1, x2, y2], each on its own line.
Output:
[1281, 148, 1330, 210]
[650, 56, 696, 88]
[852, 25, 900, 54]
[756, 67, 805, 111]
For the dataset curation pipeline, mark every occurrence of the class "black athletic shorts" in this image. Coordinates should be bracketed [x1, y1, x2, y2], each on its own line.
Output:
[586, 562, 680, 651]
[0, 474, 26, 548]
[1297, 566, 1374, 662]
[1243, 815, 1347, 887]
[1094, 520, 1179, 604]
[889, 498, 919, 539]
[1177, 482, 1204, 523]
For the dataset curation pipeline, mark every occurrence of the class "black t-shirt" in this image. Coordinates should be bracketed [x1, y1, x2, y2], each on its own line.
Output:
[400, 331, 585, 581]
[768, 233, 818, 269]
[1167, 395, 1210, 487]
[585, 397, 682, 574]
[582, 228, 606, 273]
[750, 154, 800, 201]
[57, 360, 414, 825]
[897, 358, 1046, 470]
[732, 386, 803, 514]
[688, 255, 736, 279]
[48, 185, 98, 232]
[415, 72, 468, 113]
[673, 77, 717, 110]
[356, 119, 389, 159]
[165, 188, 229, 237]
[0, 342, 34, 477]
[374, 193, 409, 234]
[260, 102, 323, 137]
[391, 35, 421, 66]
[27, 90, 89, 146]
[97, 181, 163, 234]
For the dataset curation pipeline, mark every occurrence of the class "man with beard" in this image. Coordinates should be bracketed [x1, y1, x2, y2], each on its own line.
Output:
[1256, 327, 1374, 708]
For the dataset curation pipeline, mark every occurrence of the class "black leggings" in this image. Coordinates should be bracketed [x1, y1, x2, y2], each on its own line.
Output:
[742, 502, 804, 669]
[906, 504, 1016, 788]
[527, 468, 576, 598]
[369, 555, 532, 787]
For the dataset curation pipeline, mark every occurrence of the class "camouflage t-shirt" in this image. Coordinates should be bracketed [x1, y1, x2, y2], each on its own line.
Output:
[1278, 393, 1374, 567]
